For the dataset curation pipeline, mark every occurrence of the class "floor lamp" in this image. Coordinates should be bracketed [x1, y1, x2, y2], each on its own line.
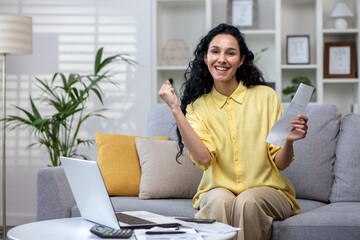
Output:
[0, 15, 32, 239]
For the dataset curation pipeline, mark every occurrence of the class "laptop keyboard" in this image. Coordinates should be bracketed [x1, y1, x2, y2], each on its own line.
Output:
[116, 212, 154, 225]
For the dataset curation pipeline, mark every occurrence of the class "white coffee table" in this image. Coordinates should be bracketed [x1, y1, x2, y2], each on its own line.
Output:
[8, 217, 237, 240]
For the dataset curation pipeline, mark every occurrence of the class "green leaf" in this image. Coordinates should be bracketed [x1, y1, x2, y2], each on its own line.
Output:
[291, 76, 312, 86]
[14, 105, 36, 122]
[282, 86, 297, 95]
[52, 73, 66, 85]
[35, 77, 57, 100]
[98, 55, 119, 73]
[282, 75, 316, 96]
[94, 47, 104, 75]
[30, 97, 42, 120]
[91, 88, 103, 105]
[4, 115, 32, 129]
[77, 138, 94, 147]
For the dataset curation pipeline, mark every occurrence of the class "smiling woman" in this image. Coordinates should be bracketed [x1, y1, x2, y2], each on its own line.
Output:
[158, 23, 309, 240]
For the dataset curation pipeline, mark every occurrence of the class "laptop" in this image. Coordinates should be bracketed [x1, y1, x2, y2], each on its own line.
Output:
[60, 156, 181, 229]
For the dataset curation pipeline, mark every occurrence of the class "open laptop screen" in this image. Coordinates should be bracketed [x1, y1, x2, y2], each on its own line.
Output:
[61, 157, 180, 229]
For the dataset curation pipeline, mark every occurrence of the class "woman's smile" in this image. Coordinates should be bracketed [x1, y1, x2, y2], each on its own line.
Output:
[215, 66, 229, 71]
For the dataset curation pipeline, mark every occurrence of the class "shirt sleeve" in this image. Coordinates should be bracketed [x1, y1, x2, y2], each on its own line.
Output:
[185, 104, 217, 170]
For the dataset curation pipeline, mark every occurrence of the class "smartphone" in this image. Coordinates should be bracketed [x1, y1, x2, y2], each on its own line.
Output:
[175, 217, 216, 224]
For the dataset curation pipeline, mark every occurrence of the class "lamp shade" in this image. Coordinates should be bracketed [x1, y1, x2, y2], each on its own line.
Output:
[329, 2, 354, 18]
[0, 15, 32, 54]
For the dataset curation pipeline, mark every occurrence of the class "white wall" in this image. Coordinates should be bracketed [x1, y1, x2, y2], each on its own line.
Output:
[0, 0, 151, 225]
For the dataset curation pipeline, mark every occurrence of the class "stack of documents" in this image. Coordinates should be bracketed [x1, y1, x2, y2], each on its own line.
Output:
[134, 219, 240, 240]
[176, 220, 240, 235]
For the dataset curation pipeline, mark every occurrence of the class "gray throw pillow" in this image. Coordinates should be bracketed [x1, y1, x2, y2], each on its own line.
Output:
[282, 104, 342, 202]
[135, 138, 203, 200]
[330, 114, 360, 202]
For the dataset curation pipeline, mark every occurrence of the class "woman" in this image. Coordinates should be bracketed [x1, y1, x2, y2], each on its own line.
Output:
[158, 23, 308, 240]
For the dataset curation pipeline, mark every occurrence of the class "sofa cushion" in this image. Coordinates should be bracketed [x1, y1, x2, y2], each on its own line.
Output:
[295, 199, 327, 215]
[135, 138, 202, 199]
[95, 132, 168, 196]
[330, 113, 360, 202]
[145, 105, 178, 141]
[271, 202, 360, 240]
[71, 197, 197, 218]
[37, 167, 77, 221]
[282, 104, 342, 202]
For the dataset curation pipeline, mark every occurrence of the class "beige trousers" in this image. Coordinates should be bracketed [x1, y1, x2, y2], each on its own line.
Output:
[195, 187, 292, 240]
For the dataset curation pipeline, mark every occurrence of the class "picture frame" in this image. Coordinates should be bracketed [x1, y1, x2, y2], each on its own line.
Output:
[227, 0, 258, 30]
[286, 35, 310, 64]
[324, 42, 357, 78]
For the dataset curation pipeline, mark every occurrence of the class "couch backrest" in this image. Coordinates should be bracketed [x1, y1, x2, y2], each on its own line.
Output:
[145, 105, 178, 141]
[282, 104, 342, 202]
[330, 113, 360, 202]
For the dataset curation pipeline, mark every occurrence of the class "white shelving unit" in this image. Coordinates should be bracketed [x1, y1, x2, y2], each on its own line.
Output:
[151, 0, 360, 115]
[253, 0, 360, 114]
[151, 0, 212, 104]
[241, 0, 278, 92]
[321, 0, 360, 115]
[278, 0, 319, 104]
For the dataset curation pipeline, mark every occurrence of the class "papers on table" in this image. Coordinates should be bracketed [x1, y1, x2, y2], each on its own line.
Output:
[266, 83, 314, 147]
[174, 219, 240, 234]
[134, 219, 240, 240]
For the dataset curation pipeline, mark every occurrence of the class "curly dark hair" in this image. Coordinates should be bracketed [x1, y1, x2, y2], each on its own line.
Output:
[176, 23, 267, 161]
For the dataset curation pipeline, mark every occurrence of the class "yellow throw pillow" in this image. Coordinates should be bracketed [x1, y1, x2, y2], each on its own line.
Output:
[95, 132, 168, 196]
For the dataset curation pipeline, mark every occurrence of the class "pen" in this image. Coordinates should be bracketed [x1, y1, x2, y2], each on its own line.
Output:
[145, 230, 186, 235]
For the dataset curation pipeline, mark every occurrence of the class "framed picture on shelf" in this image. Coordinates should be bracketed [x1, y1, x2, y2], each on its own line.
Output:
[286, 35, 310, 64]
[227, 0, 258, 29]
[324, 42, 357, 78]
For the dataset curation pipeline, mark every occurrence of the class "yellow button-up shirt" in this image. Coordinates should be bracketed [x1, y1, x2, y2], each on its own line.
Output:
[186, 82, 300, 214]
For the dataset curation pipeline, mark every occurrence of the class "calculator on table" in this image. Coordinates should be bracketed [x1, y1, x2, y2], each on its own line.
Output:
[90, 224, 133, 238]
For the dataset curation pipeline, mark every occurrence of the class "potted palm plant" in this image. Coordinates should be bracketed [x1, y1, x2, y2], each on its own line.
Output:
[4, 47, 136, 166]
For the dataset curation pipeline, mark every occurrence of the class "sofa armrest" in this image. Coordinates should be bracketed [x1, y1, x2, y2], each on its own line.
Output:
[36, 166, 76, 221]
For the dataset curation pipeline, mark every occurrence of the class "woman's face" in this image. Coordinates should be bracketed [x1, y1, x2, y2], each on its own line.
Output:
[204, 34, 245, 84]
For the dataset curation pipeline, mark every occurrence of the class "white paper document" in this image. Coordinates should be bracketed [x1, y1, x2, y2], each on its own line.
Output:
[134, 219, 240, 240]
[266, 83, 314, 147]
[174, 219, 240, 234]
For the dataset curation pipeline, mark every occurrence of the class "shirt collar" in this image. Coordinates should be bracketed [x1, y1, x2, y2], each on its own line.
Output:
[211, 81, 248, 108]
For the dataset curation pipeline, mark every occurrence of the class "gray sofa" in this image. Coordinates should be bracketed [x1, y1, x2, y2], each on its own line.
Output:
[37, 104, 360, 240]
